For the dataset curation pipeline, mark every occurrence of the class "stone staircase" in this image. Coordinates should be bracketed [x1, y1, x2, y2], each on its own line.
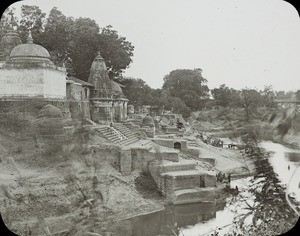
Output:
[96, 123, 139, 146]
[149, 158, 217, 205]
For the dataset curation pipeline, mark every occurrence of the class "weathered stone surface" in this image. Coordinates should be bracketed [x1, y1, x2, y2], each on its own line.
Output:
[199, 157, 215, 166]
[174, 188, 216, 205]
[120, 149, 132, 175]
[205, 173, 217, 187]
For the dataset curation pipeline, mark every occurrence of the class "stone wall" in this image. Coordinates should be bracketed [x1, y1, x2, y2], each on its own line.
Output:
[0, 68, 66, 99]
[131, 148, 156, 171]
[120, 149, 132, 175]
[148, 161, 175, 200]
[91, 145, 121, 168]
[152, 138, 188, 150]
[0, 99, 91, 121]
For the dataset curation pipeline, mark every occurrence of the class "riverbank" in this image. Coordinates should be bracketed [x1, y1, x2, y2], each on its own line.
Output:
[0, 125, 254, 235]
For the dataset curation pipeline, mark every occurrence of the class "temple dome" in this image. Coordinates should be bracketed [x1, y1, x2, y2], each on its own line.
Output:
[110, 80, 123, 95]
[141, 114, 154, 127]
[8, 31, 51, 64]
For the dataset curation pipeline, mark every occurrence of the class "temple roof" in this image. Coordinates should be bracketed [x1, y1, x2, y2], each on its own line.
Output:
[67, 76, 93, 87]
[8, 31, 51, 64]
[141, 114, 155, 127]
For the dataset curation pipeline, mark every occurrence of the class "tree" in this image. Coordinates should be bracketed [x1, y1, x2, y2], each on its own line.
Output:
[260, 85, 276, 108]
[18, 5, 46, 43]
[162, 69, 209, 110]
[295, 90, 300, 101]
[119, 77, 153, 107]
[227, 136, 298, 235]
[239, 89, 263, 122]
[39, 7, 75, 71]
[2, 6, 134, 81]
[97, 25, 134, 79]
[69, 17, 100, 80]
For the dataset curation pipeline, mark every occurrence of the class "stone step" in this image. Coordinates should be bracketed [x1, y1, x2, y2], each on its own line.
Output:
[162, 169, 205, 178]
[119, 139, 139, 146]
[174, 187, 216, 205]
[158, 160, 196, 173]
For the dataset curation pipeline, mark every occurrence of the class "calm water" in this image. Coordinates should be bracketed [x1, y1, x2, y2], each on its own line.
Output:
[260, 141, 300, 202]
[107, 141, 300, 236]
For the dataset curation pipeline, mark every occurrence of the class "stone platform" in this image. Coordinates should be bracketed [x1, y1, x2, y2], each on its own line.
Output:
[149, 157, 217, 205]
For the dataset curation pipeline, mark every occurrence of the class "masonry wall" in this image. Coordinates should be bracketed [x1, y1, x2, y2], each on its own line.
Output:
[0, 99, 91, 120]
[0, 69, 45, 97]
[43, 69, 66, 99]
[91, 145, 121, 169]
[152, 139, 188, 150]
[0, 68, 66, 99]
[131, 148, 156, 171]
[148, 161, 175, 200]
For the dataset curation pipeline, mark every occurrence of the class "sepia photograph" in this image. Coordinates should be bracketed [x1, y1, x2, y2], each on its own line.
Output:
[0, 0, 299, 235]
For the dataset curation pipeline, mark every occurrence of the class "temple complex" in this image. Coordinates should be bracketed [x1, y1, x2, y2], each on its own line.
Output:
[0, 21, 127, 123]
[0, 19, 219, 207]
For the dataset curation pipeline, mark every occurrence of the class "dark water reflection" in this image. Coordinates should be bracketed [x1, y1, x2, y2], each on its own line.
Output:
[105, 202, 219, 236]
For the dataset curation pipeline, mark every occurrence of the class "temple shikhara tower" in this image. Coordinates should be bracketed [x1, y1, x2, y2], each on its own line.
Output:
[88, 51, 128, 123]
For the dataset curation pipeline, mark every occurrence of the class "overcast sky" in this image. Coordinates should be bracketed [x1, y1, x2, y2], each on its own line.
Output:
[8, 0, 300, 91]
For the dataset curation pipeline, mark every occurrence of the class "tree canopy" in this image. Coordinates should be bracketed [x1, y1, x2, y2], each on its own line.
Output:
[162, 69, 209, 110]
[1, 6, 134, 81]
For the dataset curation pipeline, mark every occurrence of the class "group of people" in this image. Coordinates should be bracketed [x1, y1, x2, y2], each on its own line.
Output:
[216, 172, 231, 183]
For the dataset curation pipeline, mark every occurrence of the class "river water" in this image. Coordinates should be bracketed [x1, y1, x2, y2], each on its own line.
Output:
[108, 141, 300, 236]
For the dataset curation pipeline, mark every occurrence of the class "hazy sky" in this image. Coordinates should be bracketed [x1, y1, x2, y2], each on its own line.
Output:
[8, 0, 300, 91]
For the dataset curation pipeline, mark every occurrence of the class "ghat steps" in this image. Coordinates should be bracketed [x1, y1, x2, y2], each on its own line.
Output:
[96, 123, 139, 146]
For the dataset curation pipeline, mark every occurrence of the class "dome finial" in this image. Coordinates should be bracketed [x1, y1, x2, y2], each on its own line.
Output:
[27, 30, 33, 44]
[95, 51, 104, 60]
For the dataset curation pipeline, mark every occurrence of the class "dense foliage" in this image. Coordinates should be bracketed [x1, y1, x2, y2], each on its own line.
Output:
[225, 133, 299, 236]
[163, 68, 209, 110]
[1, 6, 134, 81]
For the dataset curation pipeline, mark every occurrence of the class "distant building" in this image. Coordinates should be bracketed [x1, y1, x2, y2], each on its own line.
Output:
[276, 94, 300, 110]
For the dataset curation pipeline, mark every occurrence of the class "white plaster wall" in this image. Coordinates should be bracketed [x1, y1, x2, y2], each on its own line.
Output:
[0, 68, 66, 99]
[0, 69, 44, 97]
[43, 69, 66, 99]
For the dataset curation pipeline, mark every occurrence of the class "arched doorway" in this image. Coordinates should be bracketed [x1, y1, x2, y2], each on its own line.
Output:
[174, 142, 181, 150]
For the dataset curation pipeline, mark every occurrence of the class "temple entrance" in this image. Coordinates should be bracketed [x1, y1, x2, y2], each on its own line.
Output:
[174, 142, 181, 150]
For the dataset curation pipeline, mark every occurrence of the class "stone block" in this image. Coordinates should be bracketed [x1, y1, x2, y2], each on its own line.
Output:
[205, 174, 217, 187]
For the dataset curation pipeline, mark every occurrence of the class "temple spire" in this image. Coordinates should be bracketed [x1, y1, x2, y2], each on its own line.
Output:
[7, 11, 15, 31]
[27, 30, 33, 44]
